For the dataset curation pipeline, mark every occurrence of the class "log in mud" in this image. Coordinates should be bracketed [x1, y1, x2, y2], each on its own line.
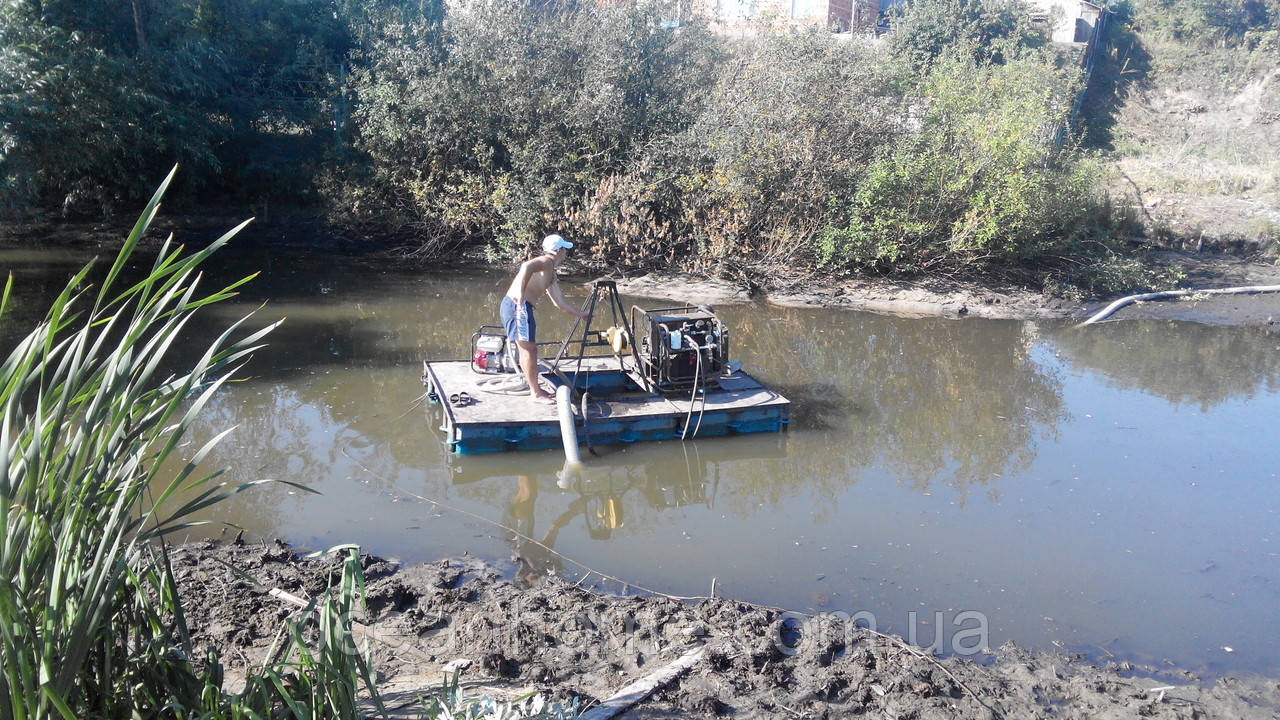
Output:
[174, 538, 1280, 719]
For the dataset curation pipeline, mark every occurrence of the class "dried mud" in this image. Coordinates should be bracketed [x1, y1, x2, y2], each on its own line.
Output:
[174, 539, 1280, 719]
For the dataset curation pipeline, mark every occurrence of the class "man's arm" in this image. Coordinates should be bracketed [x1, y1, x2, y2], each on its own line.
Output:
[546, 279, 588, 319]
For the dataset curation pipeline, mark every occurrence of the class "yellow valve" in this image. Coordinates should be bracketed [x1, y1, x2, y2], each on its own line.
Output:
[604, 326, 628, 353]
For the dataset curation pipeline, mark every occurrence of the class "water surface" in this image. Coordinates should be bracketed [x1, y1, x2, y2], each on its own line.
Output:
[3, 242, 1278, 676]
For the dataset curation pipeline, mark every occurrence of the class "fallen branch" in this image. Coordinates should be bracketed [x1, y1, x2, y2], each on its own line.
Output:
[579, 645, 707, 720]
[863, 627, 1002, 720]
[1078, 285, 1280, 326]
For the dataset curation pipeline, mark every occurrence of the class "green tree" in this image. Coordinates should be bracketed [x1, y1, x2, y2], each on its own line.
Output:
[817, 54, 1111, 275]
[887, 0, 1048, 71]
[1128, 0, 1280, 45]
[340, 0, 716, 255]
[0, 0, 359, 215]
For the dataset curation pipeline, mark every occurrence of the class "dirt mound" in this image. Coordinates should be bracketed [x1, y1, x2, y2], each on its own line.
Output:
[173, 539, 1280, 718]
[1107, 37, 1280, 256]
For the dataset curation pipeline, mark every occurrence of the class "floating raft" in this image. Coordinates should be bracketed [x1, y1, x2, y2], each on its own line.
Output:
[423, 357, 790, 455]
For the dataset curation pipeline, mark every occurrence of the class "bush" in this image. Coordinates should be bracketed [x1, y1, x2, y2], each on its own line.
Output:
[566, 29, 900, 277]
[1126, 0, 1280, 46]
[816, 54, 1113, 275]
[0, 0, 356, 215]
[337, 0, 1135, 288]
[886, 0, 1048, 71]
[342, 0, 716, 257]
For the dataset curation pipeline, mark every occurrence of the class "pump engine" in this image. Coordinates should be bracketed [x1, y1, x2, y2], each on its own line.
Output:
[632, 305, 729, 393]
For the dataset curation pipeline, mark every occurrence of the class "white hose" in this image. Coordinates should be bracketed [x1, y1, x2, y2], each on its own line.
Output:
[557, 384, 582, 468]
[680, 335, 707, 441]
[1079, 284, 1280, 326]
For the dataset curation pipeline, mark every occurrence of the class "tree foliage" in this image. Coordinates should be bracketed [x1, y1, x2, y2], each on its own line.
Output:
[340, 3, 1120, 281]
[817, 55, 1110, 274]
[886, 0, 1048, 71]
[563, 30, 904, 276]
[1, 0, 358, 213]
[341, 0, 715, 256]
[1126, 0, 1280, 46]
[4, 0, 1147, 287]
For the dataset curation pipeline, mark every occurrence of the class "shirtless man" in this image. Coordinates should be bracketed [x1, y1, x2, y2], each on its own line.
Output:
[500, 234, 588, 402]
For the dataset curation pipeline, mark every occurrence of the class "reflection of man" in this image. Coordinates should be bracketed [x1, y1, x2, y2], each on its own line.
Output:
[504, 474, 594, 588]
[501, 234, 588, 403]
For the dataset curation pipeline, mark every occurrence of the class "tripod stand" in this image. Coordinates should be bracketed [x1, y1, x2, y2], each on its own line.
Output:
[551, 280, 645, 396]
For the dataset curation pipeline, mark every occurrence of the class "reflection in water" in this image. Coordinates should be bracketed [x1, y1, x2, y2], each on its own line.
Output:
[727, 308, 1065, 503]
[5, 243, 1280, 677]
[1045, 320, 1280, 410]
[501, 458, 726, 589]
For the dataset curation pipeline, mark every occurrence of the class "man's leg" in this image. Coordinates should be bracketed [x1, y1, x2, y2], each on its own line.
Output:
[516, 339, 551, 399]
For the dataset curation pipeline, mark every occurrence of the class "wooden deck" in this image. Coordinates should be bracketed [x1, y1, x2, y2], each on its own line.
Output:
[423, 358, 790, 454]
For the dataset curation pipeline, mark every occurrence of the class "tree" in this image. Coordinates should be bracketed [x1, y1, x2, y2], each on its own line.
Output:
[887, 0, 1047, 71]
[0, 0, 360, 215]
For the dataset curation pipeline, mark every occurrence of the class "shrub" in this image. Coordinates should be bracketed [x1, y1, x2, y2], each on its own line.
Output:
[886, 0, 1048, 71]
[816, 54, 1113, 275]
[0, 0, 356, 215]
[1126, 0, 1280, 46]
[564, 29, 898, 277]
[343, 0, 716, 258]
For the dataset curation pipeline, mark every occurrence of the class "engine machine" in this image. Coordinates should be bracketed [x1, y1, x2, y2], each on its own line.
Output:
[470, 325, 514, 375]
[632, 305, 729, 393]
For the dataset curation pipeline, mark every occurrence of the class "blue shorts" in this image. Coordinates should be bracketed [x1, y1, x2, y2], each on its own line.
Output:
[500, 296, 536, 343]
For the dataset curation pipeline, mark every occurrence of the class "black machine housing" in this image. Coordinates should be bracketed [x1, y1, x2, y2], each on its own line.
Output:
[632, 305, 729, 393]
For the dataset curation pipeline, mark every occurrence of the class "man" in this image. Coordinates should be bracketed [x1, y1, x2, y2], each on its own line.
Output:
[501, 234, 588, 402]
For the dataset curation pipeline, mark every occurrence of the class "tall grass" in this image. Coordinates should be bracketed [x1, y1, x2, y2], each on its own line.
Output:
[0, 169, 384, 719]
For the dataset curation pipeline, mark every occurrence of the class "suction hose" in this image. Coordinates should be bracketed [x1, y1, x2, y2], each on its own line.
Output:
[556, 384, 582, 468]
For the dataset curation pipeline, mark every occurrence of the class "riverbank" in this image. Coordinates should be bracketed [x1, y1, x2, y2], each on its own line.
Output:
[609, 251, 1280, 326]
[174, 538, 1279, 719]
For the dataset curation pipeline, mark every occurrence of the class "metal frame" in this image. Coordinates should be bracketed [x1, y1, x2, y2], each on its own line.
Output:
[552, 280, 649, 394]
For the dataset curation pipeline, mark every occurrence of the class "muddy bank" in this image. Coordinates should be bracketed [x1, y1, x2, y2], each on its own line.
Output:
[611, 252, 1280, 327]
[174, 538, 1280, 719]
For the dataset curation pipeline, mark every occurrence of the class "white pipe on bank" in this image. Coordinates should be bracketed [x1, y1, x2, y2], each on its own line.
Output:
[1079, 284, 1280, 326]
[556, 384, 582, 467]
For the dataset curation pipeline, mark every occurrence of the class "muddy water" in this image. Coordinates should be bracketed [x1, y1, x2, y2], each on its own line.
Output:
[3, 243, 1279, 676]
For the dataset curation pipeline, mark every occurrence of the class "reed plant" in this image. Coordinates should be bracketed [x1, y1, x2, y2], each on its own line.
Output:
[0, 168, 389, 719]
